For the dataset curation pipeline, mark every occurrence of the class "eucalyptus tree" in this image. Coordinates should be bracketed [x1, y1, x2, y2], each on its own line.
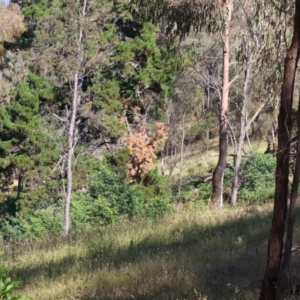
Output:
[260, 0, 300, 298]
[63, 0, 87, 238]
[229, 0, 286, 206]
[209, 0, 234, 208]
[26, 0, 122, 236]
[130, 0, 237, 207]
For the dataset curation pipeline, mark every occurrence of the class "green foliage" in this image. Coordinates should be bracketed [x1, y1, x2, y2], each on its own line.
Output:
[71, 192, 118, 227]
[0, 252, 31, 300]
[196, 183, 213, 204]
[144, 196, 172, 218]
[88, 78, 126, 140]
[89, 167, 144, 217]
[139, 167, 172, 200]
[0, 73, 60, 201]
[1, 206, 62, 240]
[226, 152, 276, 204]
[104, 147, 131, 167]
[239, 152, 276, 203]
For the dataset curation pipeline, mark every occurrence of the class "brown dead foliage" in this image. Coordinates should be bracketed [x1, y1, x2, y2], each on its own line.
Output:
[123, 122, 167, 182]
[0, 4, 26, 43]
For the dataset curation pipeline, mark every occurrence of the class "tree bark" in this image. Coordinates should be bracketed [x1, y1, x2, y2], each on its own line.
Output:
[231, 57, 265, 206]
[211, 0, 232, 208]
[62, 0, 87, 238]
[176, 111, 186, 213]
[260, 0, 300, 298]
[278, 92, 300, 294]
[231, 60, 251, 207]
[62, 72, 79, 238]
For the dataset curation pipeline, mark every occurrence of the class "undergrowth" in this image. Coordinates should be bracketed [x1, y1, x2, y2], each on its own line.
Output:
[2, 202, 294, 300]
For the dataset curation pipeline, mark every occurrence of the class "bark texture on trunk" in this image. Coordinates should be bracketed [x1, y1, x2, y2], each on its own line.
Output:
[62, 0, 87, 238]
[62, 72, 79, 238]
[260, 1, 300, 297]
[211, 0, 232, 208]
[278, 93, 300, 294]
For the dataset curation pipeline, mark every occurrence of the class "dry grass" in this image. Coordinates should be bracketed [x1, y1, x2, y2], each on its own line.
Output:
[160, 138, 267, 181]
[1, 202, 290, 300]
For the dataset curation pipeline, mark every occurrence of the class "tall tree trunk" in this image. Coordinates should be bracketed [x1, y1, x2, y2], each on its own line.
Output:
[278, 95, 300, 294]
[63, 72, 80, 238]
[176, 111, 186, 213]
[231, 59, 265, 206]
[62, 0, 87, 238]
[211, 0, 232, 208]
[231, 60, 251, 207]
[260, 0, 300, 297]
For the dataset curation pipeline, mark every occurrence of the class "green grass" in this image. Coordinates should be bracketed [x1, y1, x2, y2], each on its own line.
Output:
[1, 202, 291, 300]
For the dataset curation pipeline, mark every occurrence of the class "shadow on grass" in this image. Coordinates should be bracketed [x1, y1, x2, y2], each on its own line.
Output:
[7, 206, 300, 300]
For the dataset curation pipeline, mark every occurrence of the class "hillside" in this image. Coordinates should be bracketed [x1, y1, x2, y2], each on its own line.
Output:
[4, 202, 291, 300]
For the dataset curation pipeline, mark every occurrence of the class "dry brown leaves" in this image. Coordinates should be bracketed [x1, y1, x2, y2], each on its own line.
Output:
[123, 122, 168, 182]
[0, 4, 26, 43]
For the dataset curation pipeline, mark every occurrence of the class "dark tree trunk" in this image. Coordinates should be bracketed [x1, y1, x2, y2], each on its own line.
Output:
[278, 91, 300, 294]
[260, 1, 300, 298]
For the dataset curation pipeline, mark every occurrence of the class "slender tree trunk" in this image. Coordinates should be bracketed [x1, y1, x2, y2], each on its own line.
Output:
[211, 0, 232, 208]
[160, 152, 165, 175]
[260, 1, 300, 297]
[63, 73, 79, 237]
[176, 112, 186, 213]
[231, 59, 264, 206]
[231, 61, 251, 206]
[62, 0, 87, 238]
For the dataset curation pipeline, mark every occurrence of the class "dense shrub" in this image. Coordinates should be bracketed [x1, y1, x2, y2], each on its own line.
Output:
[144, 196, 173, 218]
[1, 206, 62, 241]
[226, 152, 276, 203]
[89, 166, 144, 217]
[239, 152, 276, 203]
[89, 166, 172, 217]
[71, 192, 119, 227]
[1, 165, 173, 241]
[139, 167, 172, 200]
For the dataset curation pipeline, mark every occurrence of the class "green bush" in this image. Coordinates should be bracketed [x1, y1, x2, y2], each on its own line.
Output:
[197, 182, 212, 204]
[71, 192, 118, 227]
[238, 152, 276, 203]
[1, 165, 173, 241]
[139, 168, 172, 200]
[104, 147, 130, 167]
[1, 206, 62, 241]
[89, 166, 144, 217]
[144, 196, 173, 218]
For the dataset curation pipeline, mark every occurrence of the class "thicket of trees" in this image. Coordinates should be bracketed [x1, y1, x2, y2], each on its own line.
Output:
[2, 0, 300, 298]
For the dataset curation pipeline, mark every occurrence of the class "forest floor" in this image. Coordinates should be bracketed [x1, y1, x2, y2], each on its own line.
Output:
[4, 201, 300, 300]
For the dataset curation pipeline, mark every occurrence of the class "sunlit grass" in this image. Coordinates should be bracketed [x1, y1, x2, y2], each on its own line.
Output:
[1, 202, 284, 300]
[160, 139, 267, 180]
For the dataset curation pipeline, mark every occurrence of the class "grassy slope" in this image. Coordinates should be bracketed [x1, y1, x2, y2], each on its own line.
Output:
[5, 202, 300, 300]
[1, 140, 282, 299]
[160, 139, 267, 180]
